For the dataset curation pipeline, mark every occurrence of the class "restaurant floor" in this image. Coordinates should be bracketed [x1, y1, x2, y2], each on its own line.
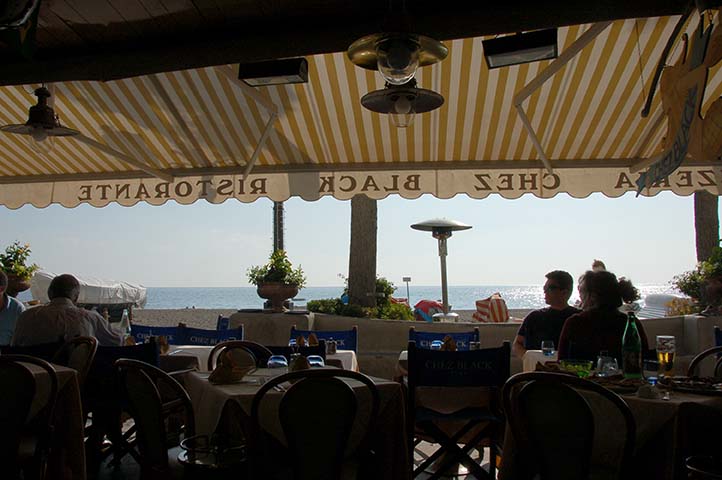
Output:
[91, 443, 496, 479]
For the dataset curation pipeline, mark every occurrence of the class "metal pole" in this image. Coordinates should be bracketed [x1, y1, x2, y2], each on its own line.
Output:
[438, 237, 449, 314]
[406, 281, 410, 304]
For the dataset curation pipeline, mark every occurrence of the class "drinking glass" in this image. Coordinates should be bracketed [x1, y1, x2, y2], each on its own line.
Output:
[541, 340, 555, 356]
[596, 357, 619, 377]
[266, 355, 288, 368]
[307, 355, 325, 367]
[656, 335, 676, 376]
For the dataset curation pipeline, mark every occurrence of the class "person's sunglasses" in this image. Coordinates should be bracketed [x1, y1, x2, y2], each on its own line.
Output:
[544, 285, 565, 292]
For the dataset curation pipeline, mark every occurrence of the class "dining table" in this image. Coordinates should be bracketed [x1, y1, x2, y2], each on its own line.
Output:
[167, 345, 358, 371]
[182, 367, 408, 479]
[24, 363, 86, 480]
[522, 349, 558, 372]
[499, 379, 722, 480]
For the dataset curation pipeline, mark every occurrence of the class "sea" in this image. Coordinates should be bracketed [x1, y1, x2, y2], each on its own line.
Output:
[98, 284, 677, 310]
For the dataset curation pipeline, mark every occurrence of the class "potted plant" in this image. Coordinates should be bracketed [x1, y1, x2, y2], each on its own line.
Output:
[247, 250, 306, 313]
[0, 241, 40, 297]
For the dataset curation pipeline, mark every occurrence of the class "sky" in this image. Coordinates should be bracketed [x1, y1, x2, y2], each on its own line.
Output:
[0, 190, 712, 288]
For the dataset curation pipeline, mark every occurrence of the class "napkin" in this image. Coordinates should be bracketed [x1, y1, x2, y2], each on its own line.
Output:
[209, 350, 256, 385]
[290, 355, 311, 372]
[157, 335, 170, 354]
[440, 335, 457, 351]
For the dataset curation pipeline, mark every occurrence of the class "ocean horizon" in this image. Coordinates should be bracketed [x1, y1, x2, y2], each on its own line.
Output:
[122, 284, 677, 310]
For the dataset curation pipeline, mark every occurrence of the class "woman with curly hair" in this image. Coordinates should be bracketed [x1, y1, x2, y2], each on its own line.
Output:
[558, 270, 648, 363]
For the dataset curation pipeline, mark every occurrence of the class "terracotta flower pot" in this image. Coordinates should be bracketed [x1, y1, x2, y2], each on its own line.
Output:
[5, 274, 31, 298]
[257, 282, 299, 313]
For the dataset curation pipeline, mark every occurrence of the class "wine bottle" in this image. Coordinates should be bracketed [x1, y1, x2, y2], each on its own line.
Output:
[622, 312, 642, 379]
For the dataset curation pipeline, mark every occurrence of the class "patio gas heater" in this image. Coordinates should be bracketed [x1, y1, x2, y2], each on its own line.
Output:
[411, 218, 471, 322]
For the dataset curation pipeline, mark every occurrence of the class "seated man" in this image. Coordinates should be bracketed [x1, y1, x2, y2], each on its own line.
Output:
[512, 270, 579, 358]
[0, 271, 25, 346]
[12, 273, 122, 346]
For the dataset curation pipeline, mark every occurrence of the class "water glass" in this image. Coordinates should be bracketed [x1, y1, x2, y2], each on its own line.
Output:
[596, 357, 620, 377]
[656, 335, 675, 375]
[307, 355, 325, 367]
[266, 355, 288, 369]
[541, 340, 555, 356]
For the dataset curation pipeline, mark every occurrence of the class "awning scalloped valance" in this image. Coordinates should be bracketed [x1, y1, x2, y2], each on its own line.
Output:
[2, 165, 719, 209]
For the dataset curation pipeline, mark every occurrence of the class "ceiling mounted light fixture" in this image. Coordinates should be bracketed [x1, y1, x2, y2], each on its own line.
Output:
[482, 28, 558, 69]
[238, 58, 309, 87]
[0, 86, 78, 152]
[347, 1, 447, 85]
[361, 78, 443, 128]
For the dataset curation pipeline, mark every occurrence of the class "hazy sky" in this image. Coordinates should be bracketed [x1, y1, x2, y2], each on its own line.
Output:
[0, 190, 711, 288]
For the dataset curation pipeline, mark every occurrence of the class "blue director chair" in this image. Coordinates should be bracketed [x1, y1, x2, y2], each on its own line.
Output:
[183, 326, 244, 346]
[409, 327, 480, 351]
[290, 325, 358, 352]
[130, 325, 186, 345]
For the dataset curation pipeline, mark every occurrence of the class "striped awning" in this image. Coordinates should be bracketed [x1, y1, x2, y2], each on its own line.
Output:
[1, 14, 721, 208]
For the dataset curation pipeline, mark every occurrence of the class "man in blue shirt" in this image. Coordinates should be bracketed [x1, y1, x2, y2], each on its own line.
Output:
[0, 271, 25, 345]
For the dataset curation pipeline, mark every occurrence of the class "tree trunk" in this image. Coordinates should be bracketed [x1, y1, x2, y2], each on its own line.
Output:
[348, 195, 377, 308]
[694, 191, 719, 262]
[273, 201, 284, 252]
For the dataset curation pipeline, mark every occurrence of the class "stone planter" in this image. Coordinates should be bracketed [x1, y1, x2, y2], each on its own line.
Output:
[5, 274, 31, 298]
[257, 282, 299, 313]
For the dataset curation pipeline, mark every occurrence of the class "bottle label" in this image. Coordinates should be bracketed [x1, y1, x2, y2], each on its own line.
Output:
[623, 351, 642, 378]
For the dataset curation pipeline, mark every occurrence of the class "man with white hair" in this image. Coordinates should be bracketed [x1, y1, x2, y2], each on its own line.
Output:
[0, 271, 25, 345]
[12, 273, 122, 346]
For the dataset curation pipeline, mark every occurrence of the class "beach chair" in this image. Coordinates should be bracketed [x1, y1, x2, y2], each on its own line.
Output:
[290, 325, 358, 352]
[408, 327, 480, 351]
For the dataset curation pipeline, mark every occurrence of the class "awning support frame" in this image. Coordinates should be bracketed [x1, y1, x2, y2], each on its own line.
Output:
[514, 21, 613, 174]
[217, 65, 281, 180]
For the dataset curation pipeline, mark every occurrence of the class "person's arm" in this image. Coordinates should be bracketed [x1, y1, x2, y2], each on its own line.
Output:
[512, 334, 527, 358]
[557, 316, 576, 360]
[512, 319, 529, 358]
[90, 312, 123, 346]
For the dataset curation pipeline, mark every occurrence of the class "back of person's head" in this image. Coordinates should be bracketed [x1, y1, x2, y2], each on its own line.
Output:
[545, 270, 573, 298]
[48, 274, 80, 302]
[581, 270, 638, 309]
[0, 271, 7, 292]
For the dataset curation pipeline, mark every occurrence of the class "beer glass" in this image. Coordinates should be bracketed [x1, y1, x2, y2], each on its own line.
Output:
[656, 335, 676, 376]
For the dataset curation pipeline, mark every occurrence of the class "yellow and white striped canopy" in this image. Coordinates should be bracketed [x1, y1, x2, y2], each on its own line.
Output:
[1, 14, 721, 208]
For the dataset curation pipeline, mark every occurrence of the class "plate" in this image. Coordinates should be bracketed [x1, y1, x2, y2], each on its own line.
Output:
[177, 447, 245, 469]
[660, 377, 722, 396]
[670, 384, 722, 396]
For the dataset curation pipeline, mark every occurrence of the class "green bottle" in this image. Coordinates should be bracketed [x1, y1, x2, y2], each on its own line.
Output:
[622, 311, 642, 379]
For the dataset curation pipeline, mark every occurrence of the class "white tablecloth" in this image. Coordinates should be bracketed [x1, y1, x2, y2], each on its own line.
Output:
[183, 368, 408, 479]
[167, 345, 357, 372]
[167, 345, 213, 371]
[522, 349, 558, 372]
